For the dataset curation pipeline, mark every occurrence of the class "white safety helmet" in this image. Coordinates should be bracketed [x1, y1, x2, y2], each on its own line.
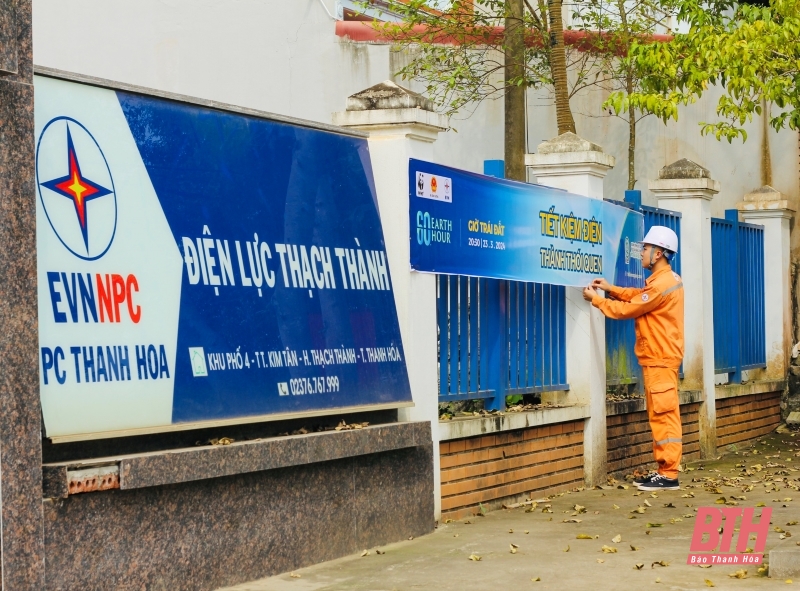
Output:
[642, 226, 678, 254]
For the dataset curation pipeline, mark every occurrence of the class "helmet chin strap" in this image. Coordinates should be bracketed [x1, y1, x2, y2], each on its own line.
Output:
[645, 247, 659, 271]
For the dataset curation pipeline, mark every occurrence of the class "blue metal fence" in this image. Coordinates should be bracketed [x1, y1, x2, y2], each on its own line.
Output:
[604, 191, 683, 388]
[437, 276, 568, 409]
[711, 210, 766, 380]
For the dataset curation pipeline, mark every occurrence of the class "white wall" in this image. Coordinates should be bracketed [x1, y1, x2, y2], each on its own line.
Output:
[34, 0, 506, 175]
[34, 0, 797, 202]
[526, 84, 799, 217]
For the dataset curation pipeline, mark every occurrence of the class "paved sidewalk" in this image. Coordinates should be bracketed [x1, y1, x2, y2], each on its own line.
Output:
[220, 430, 800, 591]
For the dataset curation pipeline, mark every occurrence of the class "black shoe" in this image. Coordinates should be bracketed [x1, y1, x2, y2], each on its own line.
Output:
[634, 472, 658, 487]
[638, 474, 680, 491]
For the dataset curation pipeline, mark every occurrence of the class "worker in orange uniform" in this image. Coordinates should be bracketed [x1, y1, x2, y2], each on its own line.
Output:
[582, 226, 684, 491]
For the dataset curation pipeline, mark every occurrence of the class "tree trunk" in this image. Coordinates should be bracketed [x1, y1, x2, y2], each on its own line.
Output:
[761, 98, 772, 186]
[618, 0, 635, 190]
[627, 72, 636, 190]
[504, 0, 527, 181]
[547, 0, 575, 135]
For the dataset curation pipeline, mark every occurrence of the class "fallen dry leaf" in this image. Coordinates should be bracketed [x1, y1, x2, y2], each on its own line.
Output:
[647, 523, 664, 528]
[699, 564, 712, 569]
[510, 543, 519, 554]
[290, 573, 301, 579]
[601, 545, 618, 553]
[612, 534, 622, 543]
[728, 569, 748, 579]
[634, 563, 644, 570]
[613, 504, 620, 509]
[632, 507, 647, 514]
[563, 518, 583, 523]
[705, 579, 715, 587]
[576, 534, 594, 540]
[376, 549, 385, 555]
[468, 553, 481, 561]
[597, 558, 605, 563]
[360, 550, 370, 557]
[564, 545, 570, 552]
[531, 576, 541, 582]
[509, 529, 514, 533]
[644, 500, 653, 507]
[788, 521, 798, 526]
[630, 544, 640, 551]
[652, 560, 670, 568]
[664, 502, 676, 508]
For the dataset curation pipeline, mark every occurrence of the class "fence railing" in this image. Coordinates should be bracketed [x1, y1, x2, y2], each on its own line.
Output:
[437, 275, 568, 410]
[711, 209, 766, 380]
[604, 191, 682, 388]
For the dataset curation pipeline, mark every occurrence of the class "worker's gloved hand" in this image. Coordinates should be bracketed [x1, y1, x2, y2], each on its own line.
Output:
[592, 278, 611, 292]
[582, 285, 597, 302]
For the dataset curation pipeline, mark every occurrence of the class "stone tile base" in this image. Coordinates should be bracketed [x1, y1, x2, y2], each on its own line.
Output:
[769, 540, 800, 579]
[42, 445, 433, 591]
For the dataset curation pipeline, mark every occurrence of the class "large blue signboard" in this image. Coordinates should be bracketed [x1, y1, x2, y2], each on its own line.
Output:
[409, 159, 644, 288]
[35, 75, 411, 441]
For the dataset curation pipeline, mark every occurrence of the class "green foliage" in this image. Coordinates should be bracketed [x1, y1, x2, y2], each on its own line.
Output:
[373, 0, 601, 117]
[607, 0, 800, 141]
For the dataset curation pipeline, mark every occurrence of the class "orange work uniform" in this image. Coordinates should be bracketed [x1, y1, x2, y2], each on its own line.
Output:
[591, 265, 685, 479]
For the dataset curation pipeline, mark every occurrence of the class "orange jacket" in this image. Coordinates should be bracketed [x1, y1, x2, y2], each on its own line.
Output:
[591, 265, 685, 369]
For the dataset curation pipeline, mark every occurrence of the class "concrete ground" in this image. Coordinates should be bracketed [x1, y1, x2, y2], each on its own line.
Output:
[220, 430, 800, 591]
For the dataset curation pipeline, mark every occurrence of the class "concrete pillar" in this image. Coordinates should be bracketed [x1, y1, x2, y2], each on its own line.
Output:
[649, 159, 719, 459]
[333, 81, 448, 519]
[0, 1, 47, 588]
[526, 132, 615, 487]
[736, 186, 795, 380]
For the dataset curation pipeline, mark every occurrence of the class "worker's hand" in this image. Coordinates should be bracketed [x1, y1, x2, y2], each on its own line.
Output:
[592, 278, 611, 292]
[582, 285, 597, 302]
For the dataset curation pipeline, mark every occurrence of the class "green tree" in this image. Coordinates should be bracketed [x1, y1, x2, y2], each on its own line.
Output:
[605, 0, 800, 143]
[376, 0, 598, 180]
[376, 0, 674, 187]
[572, 0, 676, 188]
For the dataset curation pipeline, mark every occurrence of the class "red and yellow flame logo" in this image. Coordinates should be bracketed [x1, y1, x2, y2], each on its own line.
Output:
[431, 176, 438, 192]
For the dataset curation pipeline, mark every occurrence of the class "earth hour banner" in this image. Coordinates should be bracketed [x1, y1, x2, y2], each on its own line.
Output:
[35, 75, 411, 441]
[409, 159, 644, 288]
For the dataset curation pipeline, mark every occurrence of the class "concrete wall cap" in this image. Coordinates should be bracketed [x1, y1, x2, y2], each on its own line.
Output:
[332, 107, 449, 135]
[648, 177, 720, 195]
[736, 200, 796, 215]
[345, 80, 434, 112]
[657, 158, 710, 180]
[526, 150, 615, 169]
[536, 131, 604, 154]
[743, 185, 788, 202]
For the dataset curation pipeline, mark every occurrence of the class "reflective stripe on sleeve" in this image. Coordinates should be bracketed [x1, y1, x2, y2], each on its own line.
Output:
[654, 437, 682, 446]
[661, 282, 683, 296]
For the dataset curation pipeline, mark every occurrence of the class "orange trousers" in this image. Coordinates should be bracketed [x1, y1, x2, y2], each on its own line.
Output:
[643, 366, 682, 479]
